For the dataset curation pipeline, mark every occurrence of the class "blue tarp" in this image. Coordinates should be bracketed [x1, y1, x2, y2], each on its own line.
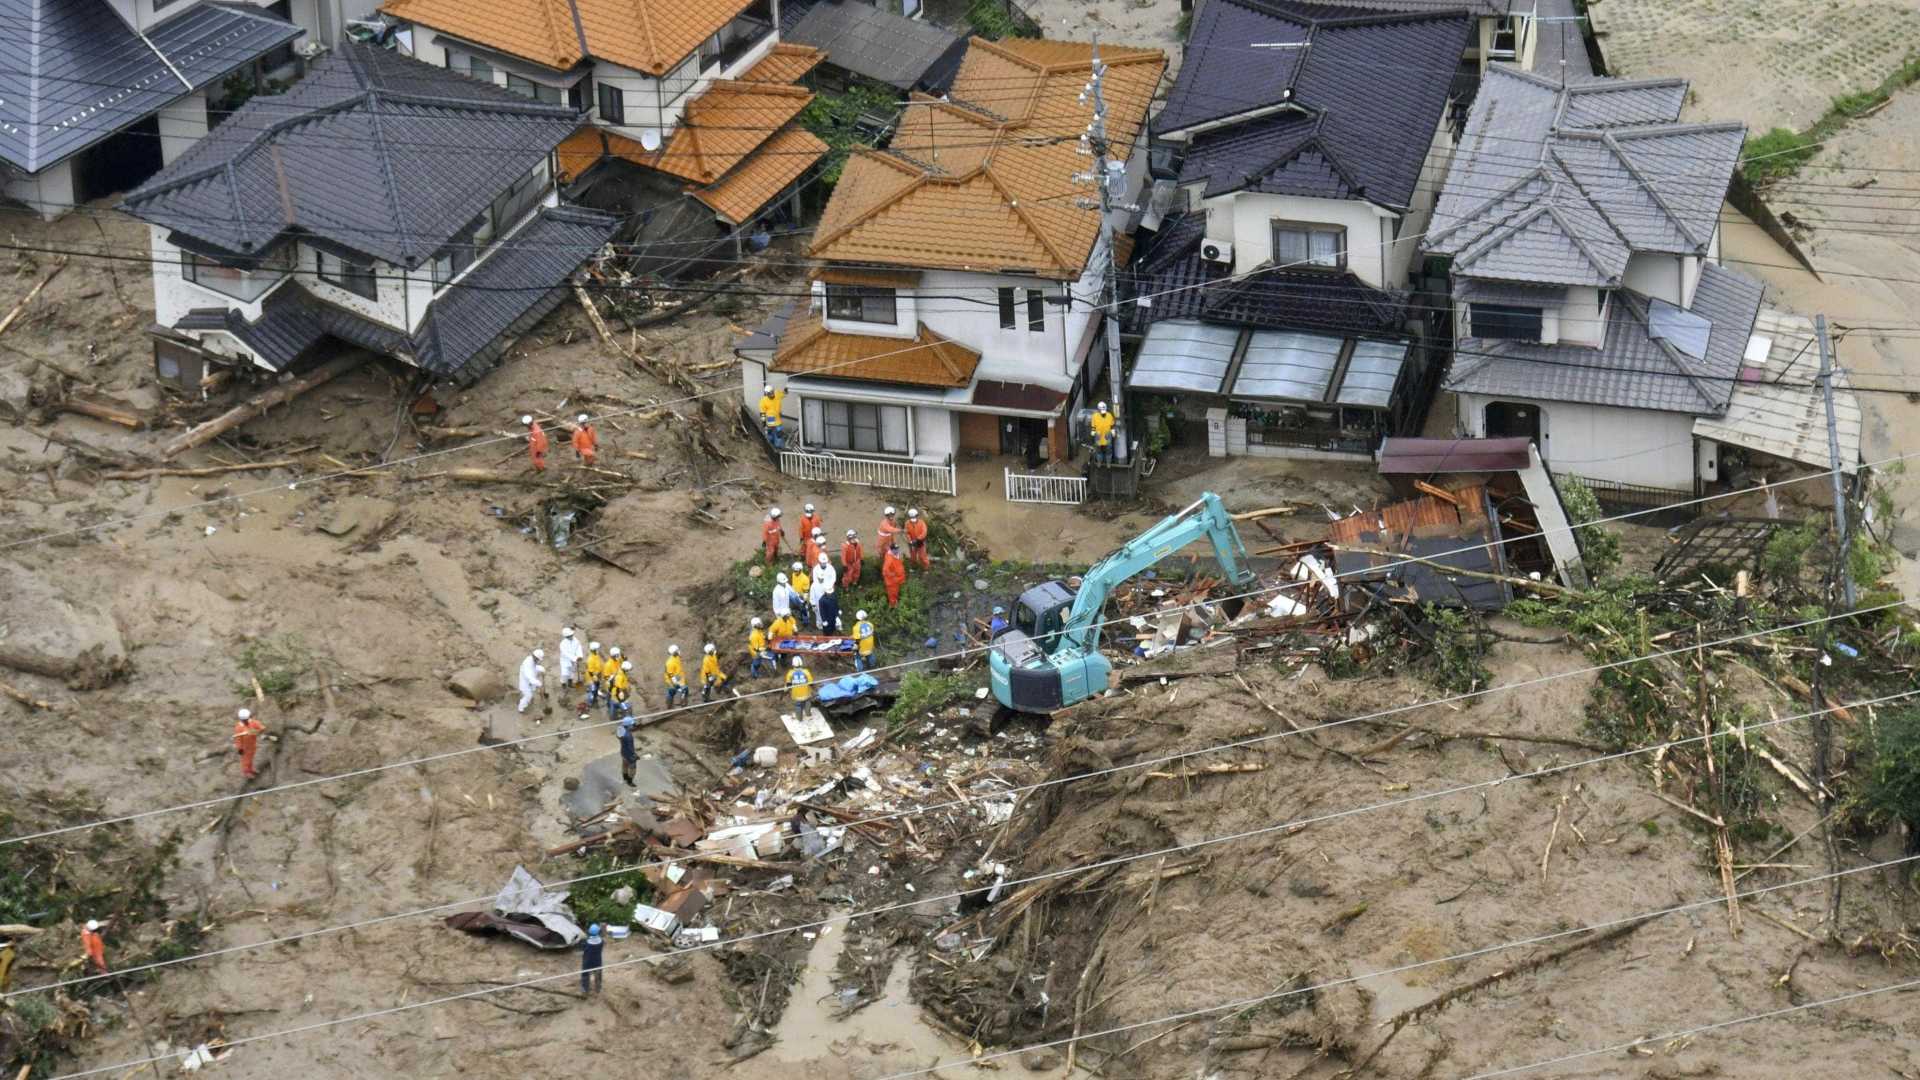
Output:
[817, 673, 879, 704]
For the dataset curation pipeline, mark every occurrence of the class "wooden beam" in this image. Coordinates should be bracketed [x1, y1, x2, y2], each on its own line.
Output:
[160, 354, 367, 459]
[0, 257, 67, 341]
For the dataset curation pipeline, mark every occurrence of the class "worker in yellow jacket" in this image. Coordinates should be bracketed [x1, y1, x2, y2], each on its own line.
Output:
[789, 562, 812, 627]
[787, 656, 814, 703]
[1090, 401, 1116, 463]
[758, 384, 785, 447]
[583, 642, 605, 707]
[699, 643, 726, 701]
[607, 660, 633, 722]
[663, 645, 688, 708]
[769, 611, 798, 641]
[852, 611, 876, 673]
[747, 618, 774, 678]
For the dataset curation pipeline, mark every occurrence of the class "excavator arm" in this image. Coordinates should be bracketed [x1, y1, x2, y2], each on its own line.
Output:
[1057, 493, 1254, 654]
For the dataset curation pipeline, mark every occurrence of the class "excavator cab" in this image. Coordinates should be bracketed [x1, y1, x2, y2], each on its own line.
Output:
[992, 580, 1108, 713]
[1011, 580, 1077, 651]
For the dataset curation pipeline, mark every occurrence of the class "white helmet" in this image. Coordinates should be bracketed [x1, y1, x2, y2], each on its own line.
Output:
[610, 646, 622, 657]
[621, 660, 632, 671]
[792, 562, 805, 573]
[236, 708, 251, 720]
[86, 920, 99, 931]
[907, 508, 920, 519]
[703, 643, 715, 654]
[777, 572, 789, 584]
[576, 414, 589, 424]
[589, 641, 601, 651]
[792, 656, 805, 668]
[846, 528, 857, 539]
[763, 384, 774, 395]
[1097, 400, 1108, 411]
[532, 648, 545, 660]
[752, 617, 764, 628]
[812, 528, 824, 539]
[667, 644, 679, 655]
[562, 627, 575, 638]
[883, 505, 896, 516]
[804, 503, 815, 513]
[520, 414, 533, 425]
[856, 610, 868, 621]
[769, 507, 782, 518]
[818, 553, 830, 565]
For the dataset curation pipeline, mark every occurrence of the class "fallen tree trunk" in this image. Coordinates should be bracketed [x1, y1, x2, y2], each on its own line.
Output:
[102, 459, 299, 481]
[1328, 544, 1584, 598]
[160, 353, 367, 459]
[59, 394, 146, 429]
[0, 258, 67, 340]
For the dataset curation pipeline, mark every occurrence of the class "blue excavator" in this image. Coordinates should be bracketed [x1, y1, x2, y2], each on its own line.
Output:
[989, 492, 1255, 713]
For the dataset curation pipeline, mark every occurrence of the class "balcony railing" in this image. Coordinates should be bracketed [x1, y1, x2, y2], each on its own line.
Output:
[778, 449, 955, 496]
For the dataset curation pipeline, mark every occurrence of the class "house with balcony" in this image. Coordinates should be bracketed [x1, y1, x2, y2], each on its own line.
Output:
[381, 0, 829, 268]
[124, 43, 620, 391]
[1123, 0, 1471, 459]
[1323, 0, 1540, 73]
[735, 36, 1165, 493]
[1422, 67, 1858, 497]
[1, 0, 305, 217]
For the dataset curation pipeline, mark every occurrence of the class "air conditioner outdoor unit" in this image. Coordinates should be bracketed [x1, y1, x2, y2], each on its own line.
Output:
[1200, 240, 1232, 264]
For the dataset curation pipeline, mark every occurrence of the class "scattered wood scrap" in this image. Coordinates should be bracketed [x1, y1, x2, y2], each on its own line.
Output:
[0, 257, 67, 341]
[160, 353, 367, 459]
[102, 459, 299, 481]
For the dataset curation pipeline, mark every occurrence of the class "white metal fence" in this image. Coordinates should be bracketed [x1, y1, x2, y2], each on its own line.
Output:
[778, 449, 956, 496]
[1004, 467, 1087, 504]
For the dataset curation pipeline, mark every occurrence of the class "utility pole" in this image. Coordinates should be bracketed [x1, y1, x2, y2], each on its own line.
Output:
[1080, 36, 1130, 465]
[1816, 315, 1855, 606]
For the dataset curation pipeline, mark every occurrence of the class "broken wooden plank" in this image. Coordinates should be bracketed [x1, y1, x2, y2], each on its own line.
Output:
[59, 394, 146, 429]
[102, 459, 299, 481]
[160, 353, 367, 459]
[0, 257, 67, 341]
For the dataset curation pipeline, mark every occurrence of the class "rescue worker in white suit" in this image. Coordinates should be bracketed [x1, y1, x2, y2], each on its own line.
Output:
[558, 627, 584, 687]
[517, 648, 545, 714]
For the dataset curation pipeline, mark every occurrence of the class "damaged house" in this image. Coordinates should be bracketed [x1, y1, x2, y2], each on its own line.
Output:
[1126, 0, 1471, 459]
[126, 44, 621, 389]
[382, 0, 830, 273]
[1424, 67, 1861, 501]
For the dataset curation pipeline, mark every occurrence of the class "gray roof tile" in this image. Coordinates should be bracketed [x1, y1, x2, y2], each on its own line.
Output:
[1158, 0, 1472, 210]
[1427, 67, 1746, 286]
[0, 0, 301, 174]
[782, 0, 964, 91]
[123, 44, 584, 266]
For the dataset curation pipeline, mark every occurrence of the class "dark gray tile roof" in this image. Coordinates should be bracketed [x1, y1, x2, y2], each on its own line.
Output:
[174, 205, 617, 379]
[0, 0, 302, 174]
[1443, 264, 1765, 414]
[1427, 67, 1746, 286]
[1130, 213, 1410, 337]
[1156, 0, 1472, 211]
[123, 44, 585, 267]
[782, 0, 965, 91]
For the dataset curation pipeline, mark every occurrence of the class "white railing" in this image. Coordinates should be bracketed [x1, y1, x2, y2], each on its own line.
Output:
[779, 449, 956, 496]
[1004, 467, 1087, 504]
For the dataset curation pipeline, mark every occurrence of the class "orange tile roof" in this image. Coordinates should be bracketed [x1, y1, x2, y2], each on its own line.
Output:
[556, 126, 612, 180]
[693, 125, 828, 223]
[773, 316, 982, 388]
[741, 42, 826, 84]
[817, 266, 921, 287]
[648, 80, 813, 183]
[809, 37, 1165, 279]
[383, 0, 585, 69]
[383, 0, 755, 76]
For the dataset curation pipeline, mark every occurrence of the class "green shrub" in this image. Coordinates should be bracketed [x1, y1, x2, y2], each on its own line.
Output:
[1761, 521, 1820, 588]
[1742, 128, 1820, 185]
[1854, 706, 1920, 846]
[1559, 482, 1619, 580]
[235, 634, 313, 697]
[566, 853, 654, 929]
[885, 671, 973, 729]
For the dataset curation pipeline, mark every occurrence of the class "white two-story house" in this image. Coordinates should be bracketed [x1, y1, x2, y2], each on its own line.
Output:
[1422, 67, 1793, 494]
[2, 0, 304, 217]
[735, 36, 1165, 478]
[125, 44, 620, 390]
[382, 0, 829, 246]
[1124, 0, 1471, 459]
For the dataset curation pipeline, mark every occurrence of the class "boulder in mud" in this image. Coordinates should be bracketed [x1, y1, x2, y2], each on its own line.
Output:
[447, 666, 507, 702]
[1020, 1048, 1061, 1072]
[0, 559, 127, 688]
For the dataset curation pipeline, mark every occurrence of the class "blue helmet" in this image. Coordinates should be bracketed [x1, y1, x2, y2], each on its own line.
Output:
[588, 923, 601, 937]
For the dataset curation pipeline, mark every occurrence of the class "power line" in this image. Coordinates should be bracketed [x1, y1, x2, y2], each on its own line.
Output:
[45, 686, 1914, 1079]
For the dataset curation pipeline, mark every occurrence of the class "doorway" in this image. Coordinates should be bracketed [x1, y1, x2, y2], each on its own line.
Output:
[1484, 400, 1542, 443]
[1000, 417, 1047, 468]
[72, 113, 164, 204]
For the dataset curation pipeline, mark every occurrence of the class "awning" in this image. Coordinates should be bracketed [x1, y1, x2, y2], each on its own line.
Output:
[1336, 340, 1410, 408]
[1694, 375, 1862, 473]
[1129, 319, 1238, 393]
[1235, 330, 1340, 401]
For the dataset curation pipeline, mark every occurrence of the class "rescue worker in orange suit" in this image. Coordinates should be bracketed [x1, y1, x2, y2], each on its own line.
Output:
[802, 528, 823, 572]
[905, 508, 930, 570]
[80, 920, 108, 975]
[570, 414, 599, 466]
[233, 707, 266, 780]
[762, 507, 786, 564]
[522, 415, 549, 472]
[877, 506, 902, 554]
[882, 543, 907, 608]
[799, 503, 824, 543]
[840, 528, 864, 589]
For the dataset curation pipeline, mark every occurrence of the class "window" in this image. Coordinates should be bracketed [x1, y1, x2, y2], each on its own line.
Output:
[1470, 303, 1544, 342]
[1272, 221, 1345, 270]
[824, 284, 897, 325]
[661, 56, 700, 105]
[998, 287, 1016, 330]
[507, 74, 562, 104]
[568, 76, 592, 111]
[802, 399, 909, 455]
[316, 249, 378, 301]
[1025, 288, 1045, 333]
[181, 246, 293, 302]
[597, 83, 625, 125]
[700, 32, 724, 70]
[1491, 14, 1522, 58]
[489, 157, 552, 233]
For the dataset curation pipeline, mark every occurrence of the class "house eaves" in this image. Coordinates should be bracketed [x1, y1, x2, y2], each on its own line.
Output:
[1157, 101, 1307, 142]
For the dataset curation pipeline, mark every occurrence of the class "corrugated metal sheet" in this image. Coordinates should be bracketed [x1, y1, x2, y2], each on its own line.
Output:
[1378, 437, 1533, 475]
